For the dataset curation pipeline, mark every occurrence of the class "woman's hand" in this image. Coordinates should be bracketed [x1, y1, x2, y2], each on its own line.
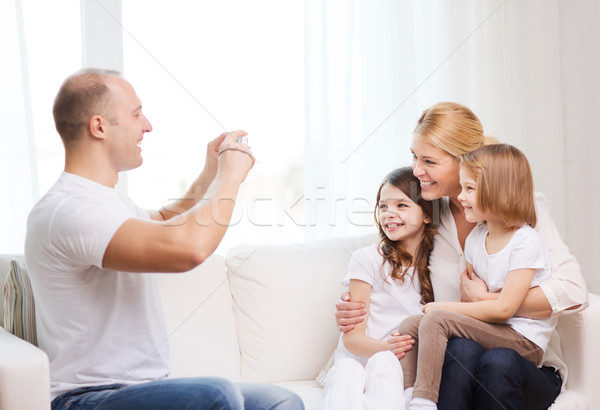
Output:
[335, 291, 366, 332]
[386, 330, 415, 359]
[460, 269, 489, 302]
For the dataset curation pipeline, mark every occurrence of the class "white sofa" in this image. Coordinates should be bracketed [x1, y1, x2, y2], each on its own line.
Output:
[2, 234, 600, 410]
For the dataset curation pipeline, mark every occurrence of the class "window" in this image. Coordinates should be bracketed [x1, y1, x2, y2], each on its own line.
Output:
[0, 0, 81, 253]
[122, 1, 306, 253]
[2, 1, 304, 254]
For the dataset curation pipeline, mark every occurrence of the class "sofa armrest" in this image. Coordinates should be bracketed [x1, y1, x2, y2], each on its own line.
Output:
[0, 327, 50, 410]
[581, 293, 600, 405]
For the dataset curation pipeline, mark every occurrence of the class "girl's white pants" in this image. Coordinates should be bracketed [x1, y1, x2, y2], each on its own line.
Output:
[321, 350, 405, 410]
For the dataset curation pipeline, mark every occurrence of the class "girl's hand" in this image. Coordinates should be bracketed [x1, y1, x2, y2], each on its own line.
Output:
[422, 302, 447, 313]
[460, 269, 489, 302]
[386, 330, 415, 359]
[335, 292, 366, 332]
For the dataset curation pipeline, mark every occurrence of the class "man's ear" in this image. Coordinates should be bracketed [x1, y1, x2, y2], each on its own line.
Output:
[89, 115, 107, 140]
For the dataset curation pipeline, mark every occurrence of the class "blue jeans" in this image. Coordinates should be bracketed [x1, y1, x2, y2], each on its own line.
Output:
[438, 338, 562, 410]
[51, 377, 304, 410]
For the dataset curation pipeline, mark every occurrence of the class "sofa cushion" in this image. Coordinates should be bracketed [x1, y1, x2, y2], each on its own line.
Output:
[158, 254, 241, 381]
[3, 259, 37, 346]
[226, 234, 376, 383]
[274, 380, 325, 410]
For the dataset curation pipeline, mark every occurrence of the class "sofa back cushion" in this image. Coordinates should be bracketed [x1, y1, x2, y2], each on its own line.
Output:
[226, 234, 376, 383]
[0, 255, 25, 328]
[159, 254, 241, 381]
[2, 257, 37, 346]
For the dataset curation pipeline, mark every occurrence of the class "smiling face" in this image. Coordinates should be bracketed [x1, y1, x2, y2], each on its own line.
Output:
[457, 167, 486, 223]
[103, 77, 153, 172]
[411, 136, 461, 201]
[377, 183, 429, 249]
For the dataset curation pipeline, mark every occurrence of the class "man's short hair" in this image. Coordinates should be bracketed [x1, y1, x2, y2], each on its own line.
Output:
[52, 68, 122, 148]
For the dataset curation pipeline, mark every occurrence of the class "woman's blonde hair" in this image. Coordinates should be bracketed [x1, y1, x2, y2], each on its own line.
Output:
[414, 102, 496, 158]
[461, 144, 536, 229]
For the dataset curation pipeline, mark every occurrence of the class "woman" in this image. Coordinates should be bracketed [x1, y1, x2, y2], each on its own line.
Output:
[335, 102, 588, 410]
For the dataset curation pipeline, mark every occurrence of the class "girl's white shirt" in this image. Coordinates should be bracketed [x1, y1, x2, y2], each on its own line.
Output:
[333, 243, 424, 367]
[429, 192, 589, 388]
[465, 224, 556, 352]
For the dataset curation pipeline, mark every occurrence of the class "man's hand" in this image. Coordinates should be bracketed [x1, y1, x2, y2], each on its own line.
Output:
[460, 269, 489, 302]
[386, 330, 415, 359]
[203, 131, 248, 184]
[216, 132, 254, 184]
[335, 291, 366, 332]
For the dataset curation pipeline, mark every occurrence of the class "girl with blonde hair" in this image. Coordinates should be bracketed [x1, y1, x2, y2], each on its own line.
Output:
[399, 144, 556, 410]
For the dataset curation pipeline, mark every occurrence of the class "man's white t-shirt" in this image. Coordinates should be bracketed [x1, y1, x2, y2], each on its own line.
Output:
[333, 244, 424, 366]
[25, 172, 170, 399]
[464, 223, 557, 352]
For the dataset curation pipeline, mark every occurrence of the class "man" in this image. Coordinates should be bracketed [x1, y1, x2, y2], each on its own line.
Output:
[25, 68, 303, 409]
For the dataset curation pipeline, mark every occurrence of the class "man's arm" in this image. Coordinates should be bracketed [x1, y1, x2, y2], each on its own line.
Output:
[148, 131, 246, 221]
[102, 133, 254, 273]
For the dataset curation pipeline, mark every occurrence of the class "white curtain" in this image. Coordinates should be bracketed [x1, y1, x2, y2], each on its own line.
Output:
[1, 0, 38, 254]
[559, 0, 600, 293]
[304, 0, 419, 241]
[305, 0, 600, 291]
[3, 0, 598, 291]
[0, 0, 119, 254]
[2, 0, 308, 256]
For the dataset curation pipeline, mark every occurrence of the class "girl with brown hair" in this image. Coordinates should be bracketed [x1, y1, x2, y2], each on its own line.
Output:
[321, 167, 436, 410]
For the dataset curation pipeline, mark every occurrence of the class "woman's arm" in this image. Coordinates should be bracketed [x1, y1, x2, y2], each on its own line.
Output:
[342, 280, 388, 357]
[427, 268, 535, 322]
[460, 271, 553, 319]
[461, 193, 588, 319]
[534, 192, 588, 313]
[460, 194, 588, 318]
[335, 291, 366, 331]
[336, 290, 415, 358]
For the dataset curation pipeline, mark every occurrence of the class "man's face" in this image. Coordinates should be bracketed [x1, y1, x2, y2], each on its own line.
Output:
[103, 77, 152, 172]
